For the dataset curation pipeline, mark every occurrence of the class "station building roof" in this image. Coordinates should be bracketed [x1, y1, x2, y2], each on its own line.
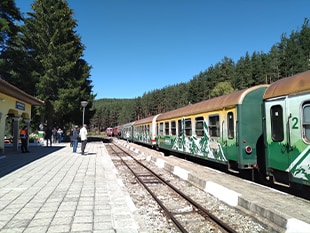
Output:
[0, 78, 44, 106]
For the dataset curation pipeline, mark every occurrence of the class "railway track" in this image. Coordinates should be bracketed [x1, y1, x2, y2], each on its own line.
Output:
[106, 142, 238, 233]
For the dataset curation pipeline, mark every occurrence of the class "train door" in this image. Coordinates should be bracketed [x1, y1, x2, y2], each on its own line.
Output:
[264, 98, 290, 184]
[225, 111, 237, 159]
[284, 96, 310, 185]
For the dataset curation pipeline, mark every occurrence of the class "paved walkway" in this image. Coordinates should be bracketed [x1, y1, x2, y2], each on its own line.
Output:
[0, 142, 140, 233]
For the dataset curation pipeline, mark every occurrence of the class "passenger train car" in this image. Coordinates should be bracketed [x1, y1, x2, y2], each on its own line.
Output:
[113, 126, 120, 138]
[156, 85, 268, 172]
[120, 122, 135, 142]
[261, 70, 310, 187]
[114, 70, 310, 189]
[133, 114, 160, 147]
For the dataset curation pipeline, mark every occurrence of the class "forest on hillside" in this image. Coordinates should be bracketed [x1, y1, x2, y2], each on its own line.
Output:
[1, 1, 309, 132]
[92, 18, 310, 132]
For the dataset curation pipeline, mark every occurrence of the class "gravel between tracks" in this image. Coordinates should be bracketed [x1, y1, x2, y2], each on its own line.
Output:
[108, 141, 271, 233]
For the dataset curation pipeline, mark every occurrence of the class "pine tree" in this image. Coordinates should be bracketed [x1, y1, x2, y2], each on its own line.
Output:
[0, 0, 22, 53]
[22, 0, 95, 127]
[298, 18, 310, 70]
[0, 0, 23, 81]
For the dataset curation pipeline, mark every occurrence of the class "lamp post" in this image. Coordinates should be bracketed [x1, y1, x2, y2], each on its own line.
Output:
[81, 101, 88, 125]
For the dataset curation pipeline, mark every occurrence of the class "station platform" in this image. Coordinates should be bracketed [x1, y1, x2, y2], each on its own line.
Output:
[0, 141, 140, 233]
[116, 140, 310, 233]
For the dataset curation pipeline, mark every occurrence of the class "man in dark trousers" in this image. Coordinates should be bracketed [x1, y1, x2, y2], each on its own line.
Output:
[79, 124, 87, 155]
[20, 126, 29, 153]
[72, 126, 79, 153]
[44, 126, 53, 147]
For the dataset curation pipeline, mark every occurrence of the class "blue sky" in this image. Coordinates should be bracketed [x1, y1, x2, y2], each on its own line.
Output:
[15, 0, 310, 100]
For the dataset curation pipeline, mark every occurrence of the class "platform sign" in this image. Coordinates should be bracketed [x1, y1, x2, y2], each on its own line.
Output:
[16, 101, 25, 110]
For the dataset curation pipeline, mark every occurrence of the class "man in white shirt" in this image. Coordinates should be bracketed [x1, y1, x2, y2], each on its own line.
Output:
[79, 124, 88, 155]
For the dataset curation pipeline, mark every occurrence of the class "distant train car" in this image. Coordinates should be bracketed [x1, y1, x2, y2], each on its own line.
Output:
[121, 122, 135, 142]
[156, 85, 269, 172]
[106, 127, 113, 137]
[261, 70, 310, 188]
[117, 125, 123, 138]
[113, 126, 120, 138]
[133, 114, 160, 147]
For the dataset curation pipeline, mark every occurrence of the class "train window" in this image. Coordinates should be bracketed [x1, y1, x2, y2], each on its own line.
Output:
[165, 122, 169, 135]
[227, 112, 234, 139]
[159, 122, 164, 136]
[171, 121, 176, 135]
[156, 123, 159, 135]
[209, 115, 220, 137]
[185, 118, 192, 136]
[270, 105, 284, 142]
[302, 103, 310, 141]
[146, 125, 150, 134]
[195, 116, 204, 137]
[178, 120, 182, 136]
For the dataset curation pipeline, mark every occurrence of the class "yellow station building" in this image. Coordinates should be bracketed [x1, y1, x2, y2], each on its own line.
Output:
[0, 78, 44, 153]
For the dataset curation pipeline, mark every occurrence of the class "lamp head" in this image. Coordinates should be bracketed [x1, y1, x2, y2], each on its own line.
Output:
[81, 101, 88, 107]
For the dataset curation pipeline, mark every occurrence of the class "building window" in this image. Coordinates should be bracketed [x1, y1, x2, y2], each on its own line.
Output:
[270, 105, 284, 142]
[209, 115, 220, 137]
[227, 112, 234, 139]
[195, 116, 204, 137]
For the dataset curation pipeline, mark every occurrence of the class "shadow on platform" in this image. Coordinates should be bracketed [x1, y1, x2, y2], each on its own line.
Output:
[0, 145, 64, 178]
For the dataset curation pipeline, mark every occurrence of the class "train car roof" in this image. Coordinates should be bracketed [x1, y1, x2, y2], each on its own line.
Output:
[263, 70, 310, 99]
[122, 122, 135, 127]
[134, 115, 155, 125]
[134, 114, 161, 125]
[157, 85, 268, 121]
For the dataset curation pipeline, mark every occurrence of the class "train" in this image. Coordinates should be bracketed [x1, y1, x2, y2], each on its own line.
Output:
[105, 127, 113, 137]
[113, 70, 310, 190]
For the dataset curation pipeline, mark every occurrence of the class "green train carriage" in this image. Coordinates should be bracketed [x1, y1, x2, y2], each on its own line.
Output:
[156, 85, 268, 172]
[262, 70, 310, 187]
[121, 122, 135, 142]
[133, 114, 160, 147]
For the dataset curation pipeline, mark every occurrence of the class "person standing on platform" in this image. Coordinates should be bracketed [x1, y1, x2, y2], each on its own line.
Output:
[79, 124, 87, 155]
[126, 131, 130, 143]
[57, 128, 63, 143]
[44, 126, 53, 147]
[72, 126, 79, 153]
[20, 126, 29, 153]
[52, 127, 57, 143]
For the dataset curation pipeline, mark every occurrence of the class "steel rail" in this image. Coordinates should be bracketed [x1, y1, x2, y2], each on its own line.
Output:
[109, 143, 238, 233]
[109, 144, 188, 232]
